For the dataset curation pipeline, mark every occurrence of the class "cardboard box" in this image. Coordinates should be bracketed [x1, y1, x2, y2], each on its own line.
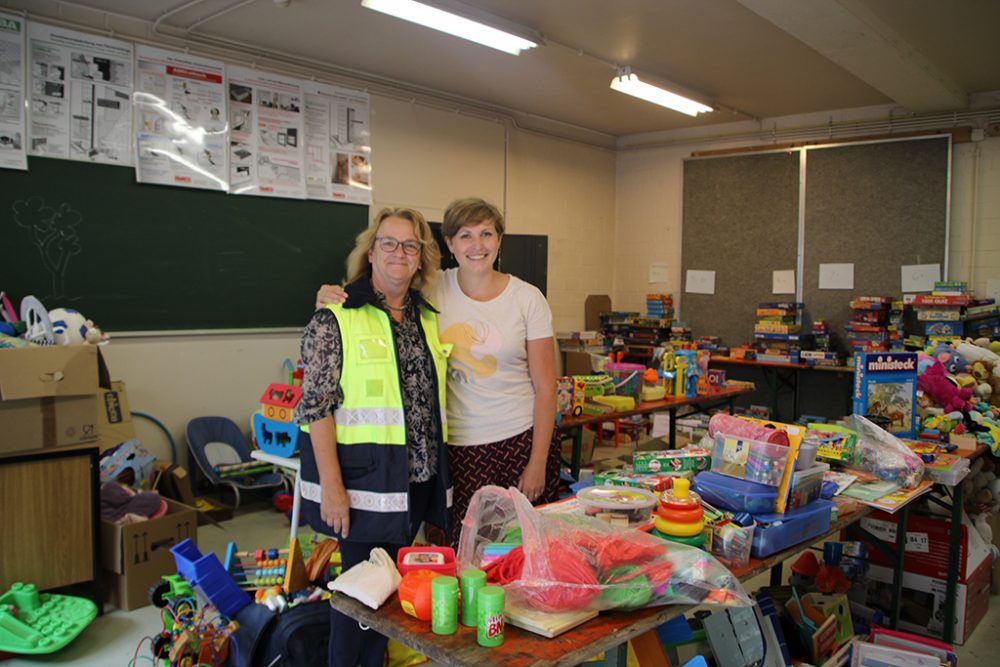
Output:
[96, 380, 135, 452]
[866, 554, 991, 645]
[0, 346, 101, 454]
[859, 511, 985, 583]
[152, 462, 234, 525]
[101, 498, 197, 611]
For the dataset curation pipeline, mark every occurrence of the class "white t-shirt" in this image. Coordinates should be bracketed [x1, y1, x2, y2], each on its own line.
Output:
[427, 268, 554, 446]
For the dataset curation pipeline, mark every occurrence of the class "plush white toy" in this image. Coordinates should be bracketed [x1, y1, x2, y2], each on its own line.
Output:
[49, 308, 89, 345]
[48, 307, 109, 346]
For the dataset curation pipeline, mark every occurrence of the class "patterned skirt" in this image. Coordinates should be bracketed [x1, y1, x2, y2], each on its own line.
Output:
[447, 427, 563, 549]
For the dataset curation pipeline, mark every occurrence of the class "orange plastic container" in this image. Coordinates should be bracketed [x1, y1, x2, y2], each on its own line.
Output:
[397, 569, 441, 620]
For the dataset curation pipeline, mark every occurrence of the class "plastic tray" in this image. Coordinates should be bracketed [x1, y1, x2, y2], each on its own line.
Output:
[711, 433, 790, 486]
[750, 499, 834, 558]
[692, 470, 778, 514]
[577, 485, 657, 526]
[786, 462, 830, 511]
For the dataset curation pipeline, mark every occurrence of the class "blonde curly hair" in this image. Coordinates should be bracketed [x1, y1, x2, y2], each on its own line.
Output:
[345, 207, 440, 292]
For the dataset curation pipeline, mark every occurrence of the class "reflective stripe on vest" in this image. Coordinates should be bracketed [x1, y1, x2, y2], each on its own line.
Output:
[301, 479, 408, 513]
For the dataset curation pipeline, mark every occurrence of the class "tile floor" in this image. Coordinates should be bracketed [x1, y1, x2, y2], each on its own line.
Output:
[4, 493, 999, 666]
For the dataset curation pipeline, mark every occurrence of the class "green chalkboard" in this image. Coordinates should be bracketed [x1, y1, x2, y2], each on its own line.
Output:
[2, 157, 368, 332]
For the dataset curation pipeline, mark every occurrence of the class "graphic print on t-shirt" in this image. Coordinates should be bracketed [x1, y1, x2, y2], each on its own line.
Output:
[440, 320, 499, 383]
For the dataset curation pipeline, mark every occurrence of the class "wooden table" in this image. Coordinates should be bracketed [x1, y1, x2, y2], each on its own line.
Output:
[558, 386, 754, 480]
[328, 504, 879, 667]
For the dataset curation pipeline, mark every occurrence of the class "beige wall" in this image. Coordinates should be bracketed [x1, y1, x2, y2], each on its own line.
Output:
[614, 135, 1000, 320]
[104, 96, 617, 461]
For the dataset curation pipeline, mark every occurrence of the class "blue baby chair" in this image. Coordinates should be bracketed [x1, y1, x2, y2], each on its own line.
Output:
[185, 416, 289, 511]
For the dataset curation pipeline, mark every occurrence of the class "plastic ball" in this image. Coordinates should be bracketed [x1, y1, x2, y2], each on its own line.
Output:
[49, 308, 88, 345]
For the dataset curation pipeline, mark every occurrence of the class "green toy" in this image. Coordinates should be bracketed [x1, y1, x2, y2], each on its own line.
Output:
[0, 582, 97, 655]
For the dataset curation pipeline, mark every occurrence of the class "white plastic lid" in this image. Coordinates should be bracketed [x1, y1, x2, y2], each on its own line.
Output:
[577, 485, 658, 511]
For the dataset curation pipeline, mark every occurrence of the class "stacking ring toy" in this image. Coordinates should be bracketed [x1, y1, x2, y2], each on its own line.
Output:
[655, 505, 704, 523]
[651, 529, 705, 547]
[654, 515, 705, 537]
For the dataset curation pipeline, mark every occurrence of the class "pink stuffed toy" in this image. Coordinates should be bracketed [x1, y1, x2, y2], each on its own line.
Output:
[918, 356, 972, 414]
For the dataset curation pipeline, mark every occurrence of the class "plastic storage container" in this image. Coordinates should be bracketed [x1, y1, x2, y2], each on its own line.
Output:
[711, 434, 790, 486]
[750, 499, 834, 558]
[785, 462, 830, 511]
[577, 485, 657, 527]
[707, 520, 756, 569]
[397, 546, 456, 577]
[692, 470, 778, 514]
[795, 437, 820, 470]
[604, 362, 645, 401]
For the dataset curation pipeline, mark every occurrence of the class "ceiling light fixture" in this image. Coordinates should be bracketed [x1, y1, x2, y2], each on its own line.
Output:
[610, 67, 714, 117]
[360, 0, 540, 56]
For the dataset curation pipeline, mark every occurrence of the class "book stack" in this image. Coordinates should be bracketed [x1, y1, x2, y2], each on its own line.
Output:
[800, 320, 843, 366]
[696, 335, 725, 353]
[888, 300, 905, 351]
[644, 293, 674, 320]
[965, 298, 999, 339]
[753, 302, 811, 363]
[845, 297, 891, 354]
[599, 311, 640, 347]
[904, 281, 970, 338]
[627, 316, 672, 347]
[669, 322, 693, 345]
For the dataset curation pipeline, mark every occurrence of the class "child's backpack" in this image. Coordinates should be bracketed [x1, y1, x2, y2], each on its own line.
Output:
[233, 599, 329, 667]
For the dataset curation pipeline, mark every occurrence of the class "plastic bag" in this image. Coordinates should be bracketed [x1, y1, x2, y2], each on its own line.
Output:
[457, 486, 751, 614]
[327, 547, 401, 609]
[846, 414, 924, 488]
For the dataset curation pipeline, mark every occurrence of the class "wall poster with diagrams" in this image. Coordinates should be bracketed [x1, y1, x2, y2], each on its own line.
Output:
[134, 45, 228, 190]
[226, 64, 306, 199]
[303, 80, 371, 205]
[27, 22, 132, 165]
[0, 11, 26, 170]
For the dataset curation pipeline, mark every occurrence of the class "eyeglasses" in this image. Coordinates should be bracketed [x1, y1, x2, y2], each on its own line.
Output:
[375, 237, 422, 255]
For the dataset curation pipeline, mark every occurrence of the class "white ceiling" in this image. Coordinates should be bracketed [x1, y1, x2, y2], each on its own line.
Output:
[15, 0, 1000, 141]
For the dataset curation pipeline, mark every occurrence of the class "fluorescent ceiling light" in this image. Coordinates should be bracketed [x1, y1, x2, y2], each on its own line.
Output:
[361, 0, 539, 55]
[610, 69, 713, 117]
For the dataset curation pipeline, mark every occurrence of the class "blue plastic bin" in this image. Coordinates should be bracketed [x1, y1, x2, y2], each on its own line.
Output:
[749, 499, 834, 558]
[171, 539, 251, 618]
[692, 471, 778, 514]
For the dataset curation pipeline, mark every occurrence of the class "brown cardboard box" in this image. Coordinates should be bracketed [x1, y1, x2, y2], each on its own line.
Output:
[101, 498, 198, 611]
[152, 462, 234, 525]
[96, 380, 135, 452]
[584, 295, 612, 332]
[0, 346, 100, 454]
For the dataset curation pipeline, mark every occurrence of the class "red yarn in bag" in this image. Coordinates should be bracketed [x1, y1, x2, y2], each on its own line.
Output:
[524, 537, 600, 611]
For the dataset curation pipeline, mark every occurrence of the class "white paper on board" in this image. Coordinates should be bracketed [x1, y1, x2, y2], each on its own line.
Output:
[648, 262, 669, 284]
[819, 264, 854, 290]
[685, 270, 715, 295]
[772, 269, 795, 294]
[986, 279, 1000, 303]
[900, 264, 940, 293]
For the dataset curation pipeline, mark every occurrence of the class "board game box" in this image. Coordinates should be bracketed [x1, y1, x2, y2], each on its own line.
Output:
[852, 352, 918, 439]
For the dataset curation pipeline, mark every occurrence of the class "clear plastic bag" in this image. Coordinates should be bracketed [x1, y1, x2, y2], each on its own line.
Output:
[456, 486, 751, 613]
[847, 414, 925, 488]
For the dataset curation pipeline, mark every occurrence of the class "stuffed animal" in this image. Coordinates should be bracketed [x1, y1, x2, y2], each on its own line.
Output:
[47, 307, 109, 346]
[928, 341, 969, 375]
[918, 356, 972, 414]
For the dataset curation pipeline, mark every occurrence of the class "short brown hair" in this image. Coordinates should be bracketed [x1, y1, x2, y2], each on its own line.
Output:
[441, 197, 505, 238]
[345, 207, 440, 291]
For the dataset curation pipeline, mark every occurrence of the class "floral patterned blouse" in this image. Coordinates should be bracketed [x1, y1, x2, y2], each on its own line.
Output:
[295, 288, 440, 483]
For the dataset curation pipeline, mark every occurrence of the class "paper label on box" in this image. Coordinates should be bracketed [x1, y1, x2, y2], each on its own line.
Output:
[722, 438, 748, 466]
[906, 532, 929, 553]
[860, 517, 895, 542]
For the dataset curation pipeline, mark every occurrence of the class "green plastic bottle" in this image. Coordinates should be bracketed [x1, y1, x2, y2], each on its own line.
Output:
[476, 585, 505, 647]
[431, 576, 458, 635]
[460, 568, 487, 627]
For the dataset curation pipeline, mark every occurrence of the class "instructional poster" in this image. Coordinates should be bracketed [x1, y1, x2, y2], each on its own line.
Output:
[226, 65, 306, 199]
[303, 80, 372, 204]
[134, 45, 228, 190]
[27, 22, 132, 164]
[0, 12, 26, 170]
